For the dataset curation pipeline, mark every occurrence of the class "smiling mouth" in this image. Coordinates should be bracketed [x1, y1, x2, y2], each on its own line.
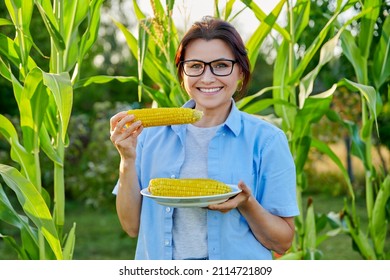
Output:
[198, 87, 223, 93]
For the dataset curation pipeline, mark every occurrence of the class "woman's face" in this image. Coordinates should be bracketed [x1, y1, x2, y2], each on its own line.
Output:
[182, 39, 242, 112]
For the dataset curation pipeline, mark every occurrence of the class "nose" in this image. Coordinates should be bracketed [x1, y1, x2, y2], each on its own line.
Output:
[200, 65, 216, 82]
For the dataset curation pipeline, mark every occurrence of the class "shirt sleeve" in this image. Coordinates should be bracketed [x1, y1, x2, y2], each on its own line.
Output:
[258, 130, 300, 217]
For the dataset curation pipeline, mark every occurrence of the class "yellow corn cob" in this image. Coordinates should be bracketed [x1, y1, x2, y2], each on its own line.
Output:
[148, 178, 231, 197]
[127, 108, 203, 127]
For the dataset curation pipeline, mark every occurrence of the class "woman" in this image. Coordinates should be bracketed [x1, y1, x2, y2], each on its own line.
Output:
[110, 16, 299, 260]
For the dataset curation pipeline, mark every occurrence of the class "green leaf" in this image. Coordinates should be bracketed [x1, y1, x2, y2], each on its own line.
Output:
[339, 79, 382, 134]
[62, 223, 77, 260]
[289, 7, 341, 84]
[0, 164, 63, 259]
[373, 15, 390, 89]
[77, 0, 105, 73]
[0, 115, 35, 182]
[132, 0, 146, 20]
[0, 233, 30, 259]
[292, 0, 310, 41]
[73, 75, 137, 89]
[298, 33, 341, 109]
[241, 0, 290, 41]
[340, 31, 367, 84]
[311, 139, 354, 198]
[0, 18, 13, 26]
[295, 136, 311, 175]
[370, 176, 390, 257]
[240, 98, 293, 114]
[20, 68, 48, 153]
[42, 72, 73, 142]
[35, 0, 65, 51]
[303, 201, 317, 257]
[39, 125, 63, 166]
[358, 0, 381, 59]
[245, 0, 288, 70]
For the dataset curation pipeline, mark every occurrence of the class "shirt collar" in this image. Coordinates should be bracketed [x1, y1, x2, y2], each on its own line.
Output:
[175, 99, 241, 137]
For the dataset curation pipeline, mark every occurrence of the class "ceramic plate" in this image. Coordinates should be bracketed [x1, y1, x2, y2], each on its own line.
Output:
[140, 184, 241, 208]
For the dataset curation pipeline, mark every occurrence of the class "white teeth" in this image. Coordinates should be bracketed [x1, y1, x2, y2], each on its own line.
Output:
[199, 87, 221, 93]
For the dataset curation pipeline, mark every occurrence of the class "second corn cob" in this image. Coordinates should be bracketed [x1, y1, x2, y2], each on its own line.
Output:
[127, 107, 203, 127]
[148, 178, 232, 197]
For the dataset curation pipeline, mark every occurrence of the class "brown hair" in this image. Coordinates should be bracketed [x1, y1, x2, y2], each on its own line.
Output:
[175, 16, 251, 100]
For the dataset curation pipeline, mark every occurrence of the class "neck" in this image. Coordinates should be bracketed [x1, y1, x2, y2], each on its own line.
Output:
[193, 102, 232, 128]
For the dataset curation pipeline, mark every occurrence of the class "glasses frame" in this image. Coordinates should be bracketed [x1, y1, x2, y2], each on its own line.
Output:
[180, 59, 238, 77]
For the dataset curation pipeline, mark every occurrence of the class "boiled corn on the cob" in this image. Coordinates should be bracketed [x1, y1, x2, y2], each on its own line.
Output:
[127, 108, 203, 127]
[148, 178, 231, 197]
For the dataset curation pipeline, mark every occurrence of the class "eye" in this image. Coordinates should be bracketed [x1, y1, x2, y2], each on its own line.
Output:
[213, 61, 230, 69]
[186, 61, 204, 69]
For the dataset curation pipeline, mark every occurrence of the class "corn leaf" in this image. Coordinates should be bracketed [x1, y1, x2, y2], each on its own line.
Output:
[42, 72, 73, 142]
[241, 0, 290, 41]
[77, 0, 105, 73]
[340, 31, 367, 84]
[370, 176, 390, 257]
[239, 98, 293, 114]
[137, 19, 151, 102]
[0, 233, 30, 259]
[358, 0, 381, 59]
[273, 41, 296, 130]
[298, 34, 341, 109]
[339, 79, 382, 134]
[73, 75, 137, 89]
[0, 18, 13, 26]
[303, 201, 317, 259]
[0, 164, 63, 259]
[0, 115, 35, 181]
[20, 68, 49, 153]
[292, 0, 310, 41]
[62, 223, 76, 260]
[373, 15, 390, 89]
[288, 7, 341, 84]
[132, 0, 146, 20]
[39, 124, 63, 166]
[311, 139, 354, 198]
[35, 1, 65, 51]
[245, 0, 288, 70]
[5, 0, 34, 66]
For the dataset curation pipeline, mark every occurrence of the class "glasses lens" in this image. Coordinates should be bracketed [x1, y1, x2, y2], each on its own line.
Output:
[210, 60, 234, 76]
[183, 61, 205, 76]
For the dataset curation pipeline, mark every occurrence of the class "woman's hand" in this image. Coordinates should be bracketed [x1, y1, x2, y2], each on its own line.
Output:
[110, 111, 143, 160]
[208, 181, 251, 213]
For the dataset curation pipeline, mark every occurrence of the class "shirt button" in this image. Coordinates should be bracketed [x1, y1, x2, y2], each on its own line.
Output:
[165, 207, 171, 213]
[170, 174, 176, 179]
[164, 240, 170, 246]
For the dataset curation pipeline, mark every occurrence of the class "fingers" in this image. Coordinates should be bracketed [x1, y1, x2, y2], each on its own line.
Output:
[208, 181, 252, 213]
[110, 111, 128, 131]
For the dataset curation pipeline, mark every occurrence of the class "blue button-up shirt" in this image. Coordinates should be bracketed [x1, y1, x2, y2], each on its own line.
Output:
[114, 100, 299, 259]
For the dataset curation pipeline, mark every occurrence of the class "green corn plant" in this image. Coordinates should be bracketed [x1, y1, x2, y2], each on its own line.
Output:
[265, 0, 388, 259]
[327, 0, 390, 259]
[236, 0, 389, 259]
[0, 0, 135, 259]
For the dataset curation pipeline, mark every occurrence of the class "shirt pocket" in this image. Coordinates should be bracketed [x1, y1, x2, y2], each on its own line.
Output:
[227, 167, 254, 190]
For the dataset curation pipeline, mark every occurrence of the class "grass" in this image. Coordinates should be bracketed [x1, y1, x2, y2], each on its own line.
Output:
[0, 193, 385, 260]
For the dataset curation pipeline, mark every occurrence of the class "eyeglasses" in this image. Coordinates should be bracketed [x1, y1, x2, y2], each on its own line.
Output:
[181, 59, 237, 77]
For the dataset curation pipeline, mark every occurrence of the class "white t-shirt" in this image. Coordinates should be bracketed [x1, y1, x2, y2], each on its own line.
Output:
[172, 124, 221, 260]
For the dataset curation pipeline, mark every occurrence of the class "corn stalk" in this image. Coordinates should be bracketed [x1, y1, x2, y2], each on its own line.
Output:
[0, 0, 135, 259]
